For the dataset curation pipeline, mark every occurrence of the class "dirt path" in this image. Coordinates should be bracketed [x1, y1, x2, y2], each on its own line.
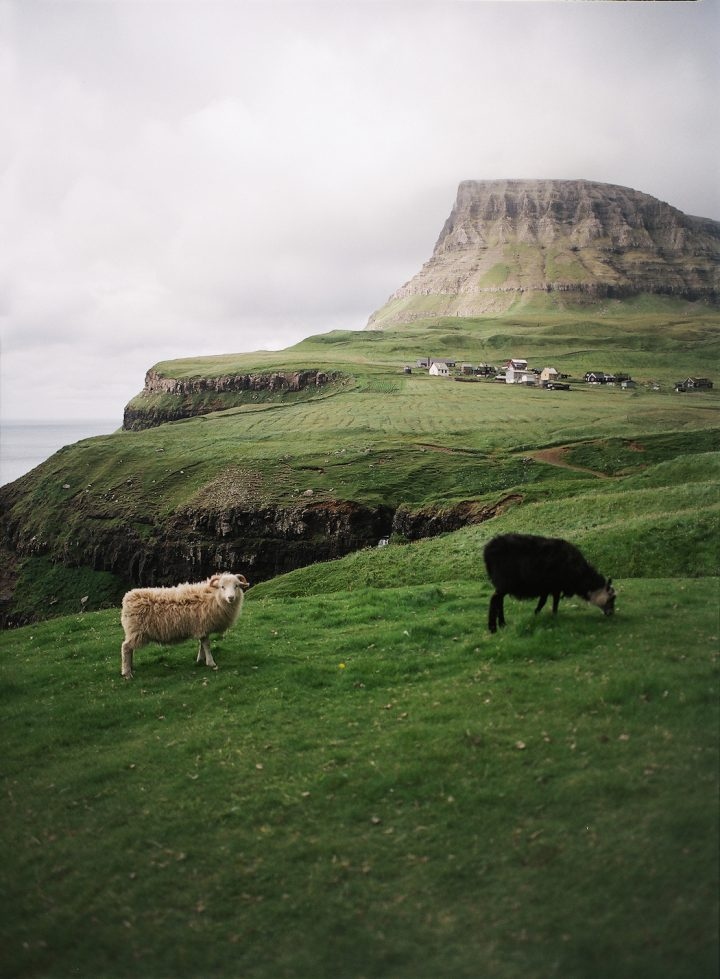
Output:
[525, 446, 614, 479]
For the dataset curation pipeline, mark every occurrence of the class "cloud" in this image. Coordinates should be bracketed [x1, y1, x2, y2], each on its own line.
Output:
[0, 0, 718, 422]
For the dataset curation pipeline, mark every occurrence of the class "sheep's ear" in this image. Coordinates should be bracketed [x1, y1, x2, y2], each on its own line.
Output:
[209, 574, 221, 588]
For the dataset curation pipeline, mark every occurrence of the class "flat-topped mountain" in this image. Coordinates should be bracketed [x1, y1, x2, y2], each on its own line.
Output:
[368, 179, 720, 326]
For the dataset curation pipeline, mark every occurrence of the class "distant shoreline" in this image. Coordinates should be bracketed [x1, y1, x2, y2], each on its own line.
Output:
[0, 419, 119, 487]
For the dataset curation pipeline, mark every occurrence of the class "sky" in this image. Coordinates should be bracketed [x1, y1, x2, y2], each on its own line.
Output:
[1, 0, 718, 424]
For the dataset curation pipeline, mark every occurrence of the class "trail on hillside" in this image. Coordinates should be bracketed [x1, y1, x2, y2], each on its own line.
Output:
[525, 446, 614, 479]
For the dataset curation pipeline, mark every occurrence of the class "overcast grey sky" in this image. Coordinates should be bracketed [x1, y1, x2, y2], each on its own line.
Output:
[1, 0, 718, 423]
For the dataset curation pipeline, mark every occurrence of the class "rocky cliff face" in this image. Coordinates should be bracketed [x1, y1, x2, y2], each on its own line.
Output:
[124, 368, 341, 430]
[0, 477, 519, 624]
[0, 496, 390, 625]
[368, 180, 720, 326]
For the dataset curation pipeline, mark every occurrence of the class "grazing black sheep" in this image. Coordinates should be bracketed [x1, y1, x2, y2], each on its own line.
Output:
[484, 533, 615, 633]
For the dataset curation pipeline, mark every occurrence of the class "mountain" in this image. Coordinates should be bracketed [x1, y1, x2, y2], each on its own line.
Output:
[368, 180, 720, 327]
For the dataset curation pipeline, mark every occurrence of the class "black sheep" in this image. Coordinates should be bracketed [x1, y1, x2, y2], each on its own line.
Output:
[484, 533, 615, 633]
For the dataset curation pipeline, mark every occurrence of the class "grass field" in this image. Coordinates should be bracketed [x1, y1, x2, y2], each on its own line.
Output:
[1, 569, 717, 978]
[1, 300, 719, 977]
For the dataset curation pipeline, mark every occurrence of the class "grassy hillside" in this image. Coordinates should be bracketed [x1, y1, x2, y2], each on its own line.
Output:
[51, 380, 717, 515]
[1, 301, 718, 977]
[1, 299, 718, 624]
[154, 295, 720, 386]
[251, 452, 720, 601]
[1, 513, 717, 978]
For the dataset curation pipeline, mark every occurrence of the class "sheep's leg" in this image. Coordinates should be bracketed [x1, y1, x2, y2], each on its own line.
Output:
[551, 592, 561, 614]
[488, 593, 505, 633]
[197, 636, 217, 669]
[535, 594, 548, 614]
[121, 641, 135, 679]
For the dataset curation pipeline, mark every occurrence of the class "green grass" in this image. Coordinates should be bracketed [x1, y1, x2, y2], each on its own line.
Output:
[480, 263, 511, 287]
[6, 374, 719, 517]
[1, 573, 717, 979]
[565, 431, 720, 475]
[10, 556, 126, 622]
[1, 301, 719, 977]
[251, 465, 719, 602]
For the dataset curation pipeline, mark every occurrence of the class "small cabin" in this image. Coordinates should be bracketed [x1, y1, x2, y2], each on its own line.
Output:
[540, 367, 559, 383]
[429, 361, 450, 377]
[675, 377, 713, 392]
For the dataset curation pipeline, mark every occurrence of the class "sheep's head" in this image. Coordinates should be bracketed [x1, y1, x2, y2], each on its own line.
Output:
[588, 578, 616, 616]
[210, 572, 250, 604]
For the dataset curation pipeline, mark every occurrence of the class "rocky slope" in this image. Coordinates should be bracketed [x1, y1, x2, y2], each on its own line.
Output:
[0, 472, 519, 625]
[368, 179, 720, 326]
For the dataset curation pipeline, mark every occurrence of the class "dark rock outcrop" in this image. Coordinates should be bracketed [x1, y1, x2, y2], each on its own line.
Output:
[392, 494, 523, 540]
[123, 368, 342, 430]
[0, 475, 522, 624]
[368, 179, 720, 326]
[0, 495, 392, 588]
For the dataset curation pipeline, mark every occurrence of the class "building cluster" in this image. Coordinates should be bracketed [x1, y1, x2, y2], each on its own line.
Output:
[584, 370, 632, 385]
[410, 357, 569, 388]
[411, 358, 496, 378]
[501, 359, 557, 386]
[407, 357, 713, 394]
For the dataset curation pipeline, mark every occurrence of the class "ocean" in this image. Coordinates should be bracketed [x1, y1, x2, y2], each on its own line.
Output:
[0, 420, 120, 487]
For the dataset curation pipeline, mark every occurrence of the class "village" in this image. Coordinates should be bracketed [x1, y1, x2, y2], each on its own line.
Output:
[406, 357, 713, 393]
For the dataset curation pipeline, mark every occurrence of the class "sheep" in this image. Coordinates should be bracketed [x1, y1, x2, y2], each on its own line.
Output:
[483, 533, 615, 633]
[120, 572, 249, 678]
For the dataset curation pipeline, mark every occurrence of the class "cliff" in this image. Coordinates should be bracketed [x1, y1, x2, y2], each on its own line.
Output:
[0, 470, 519, 625]
[368, 179, 720, 326]
[124, 368, 343, 430]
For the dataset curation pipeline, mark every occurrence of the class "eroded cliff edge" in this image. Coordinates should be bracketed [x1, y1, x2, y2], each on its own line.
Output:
[124, 368, 343, 430]
[0, 470, 521, 625]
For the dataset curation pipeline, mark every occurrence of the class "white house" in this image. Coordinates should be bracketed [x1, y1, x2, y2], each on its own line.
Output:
[504, 358, 534, 384]
[540, 367, 559, 383]
[429, 361, 450, 377]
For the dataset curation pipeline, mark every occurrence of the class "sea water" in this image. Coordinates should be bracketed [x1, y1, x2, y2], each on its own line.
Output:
[0, 420, 119, 487]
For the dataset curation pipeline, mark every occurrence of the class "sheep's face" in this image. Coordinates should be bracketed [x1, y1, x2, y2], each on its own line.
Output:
[211, 573, 250, 605]
[588, 578, 616, 616]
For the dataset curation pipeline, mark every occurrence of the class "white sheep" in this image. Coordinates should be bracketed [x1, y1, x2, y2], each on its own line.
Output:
[120, 572, 249, 679]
